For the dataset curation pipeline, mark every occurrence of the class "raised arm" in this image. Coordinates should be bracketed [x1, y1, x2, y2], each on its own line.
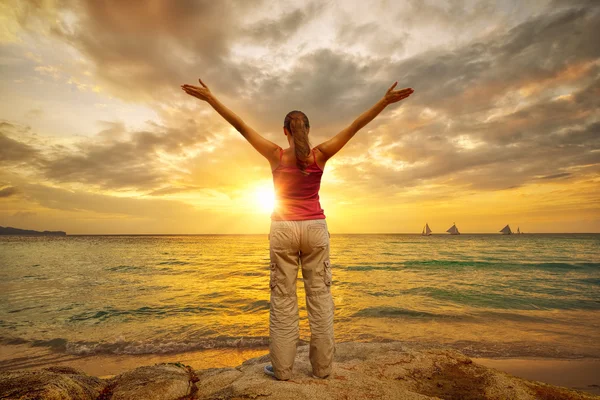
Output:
[181, 79, 279, 161]
[316, 82, 414, 161]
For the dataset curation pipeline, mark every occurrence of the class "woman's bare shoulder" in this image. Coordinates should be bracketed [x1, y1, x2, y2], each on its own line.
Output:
[313, 146, 327, 159]
[313, 147, 327, 169]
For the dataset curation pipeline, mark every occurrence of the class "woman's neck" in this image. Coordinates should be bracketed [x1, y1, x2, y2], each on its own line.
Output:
[286, 136, 295, 150]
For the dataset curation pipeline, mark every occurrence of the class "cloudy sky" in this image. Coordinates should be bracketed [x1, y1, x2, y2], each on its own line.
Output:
[0, 0, 598, 234]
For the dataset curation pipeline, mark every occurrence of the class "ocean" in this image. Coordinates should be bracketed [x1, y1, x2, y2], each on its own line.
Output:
[1, 233, 599, 366]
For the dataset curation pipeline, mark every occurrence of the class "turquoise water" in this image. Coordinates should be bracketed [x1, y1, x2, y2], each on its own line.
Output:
[0, 234, 599, 359]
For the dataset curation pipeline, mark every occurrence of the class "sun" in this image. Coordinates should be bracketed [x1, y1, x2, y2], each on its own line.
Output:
[254, 184, 276, 213]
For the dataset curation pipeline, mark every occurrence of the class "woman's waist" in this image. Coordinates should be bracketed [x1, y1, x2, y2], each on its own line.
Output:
[274, 197, 322, 209]
[271, 205, 325, 220]
[273, 198, 324, 211]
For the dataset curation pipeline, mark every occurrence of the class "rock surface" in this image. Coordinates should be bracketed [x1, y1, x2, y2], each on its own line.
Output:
[1, 341, 598, 399]
[103, 363, 198, 400]
[0, 365, 104, 399]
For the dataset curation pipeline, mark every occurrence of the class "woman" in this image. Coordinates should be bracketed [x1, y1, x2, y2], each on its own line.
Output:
[181, 80, 414, 380]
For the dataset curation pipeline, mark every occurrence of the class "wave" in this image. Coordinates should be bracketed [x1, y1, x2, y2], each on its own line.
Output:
[352, 306, 460, 319]
[402, 260, 600, 270]
[241, 300, 270, 312]
[105, 265, 144, 272]
[7, 305, 46, 314]
[403, 287, 600, 310]
[0, 335, 270, 355]
[2, 333, 597, 359]
[345, 265, 403, 271]
[157, 260, 190, 265]
[477, 311, 561, 324]
[341, 260, 600, 272]
[577, 277, 600, 285]
[67, 305, 224, 322]
[351, 306, 599, 324]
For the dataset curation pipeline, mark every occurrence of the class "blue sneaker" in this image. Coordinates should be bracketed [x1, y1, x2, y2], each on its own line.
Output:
[264, 364, 275, 377]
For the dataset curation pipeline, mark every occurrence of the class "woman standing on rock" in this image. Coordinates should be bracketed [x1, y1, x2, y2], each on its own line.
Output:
[181, 79, 414, 380]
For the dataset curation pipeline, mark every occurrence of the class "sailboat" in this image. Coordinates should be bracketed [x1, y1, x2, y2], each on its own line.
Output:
[422, 223, 432, 236]
[516, 227, 522, 234]
[500, 224, 512, 235]
[446, 223, 460, 235]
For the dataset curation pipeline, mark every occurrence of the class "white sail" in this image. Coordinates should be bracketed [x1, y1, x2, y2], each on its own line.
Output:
[500, 224, 512, 235]
[446, 223, 460, 235]
[422, 223, 432, 236]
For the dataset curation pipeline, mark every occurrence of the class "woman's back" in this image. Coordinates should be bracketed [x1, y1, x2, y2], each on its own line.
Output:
[182, 78, 413, 381]
[271, 147, 325, 221]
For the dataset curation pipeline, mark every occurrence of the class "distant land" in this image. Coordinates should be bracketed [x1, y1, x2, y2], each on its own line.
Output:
[0, 226, 67, 236]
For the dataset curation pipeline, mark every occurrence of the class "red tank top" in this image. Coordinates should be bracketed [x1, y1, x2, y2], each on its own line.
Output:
[271, 147, 326, 221]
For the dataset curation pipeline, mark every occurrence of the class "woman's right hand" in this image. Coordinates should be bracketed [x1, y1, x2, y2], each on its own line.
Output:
[181, 79, 214, 103]
[383, 82, 414, 105]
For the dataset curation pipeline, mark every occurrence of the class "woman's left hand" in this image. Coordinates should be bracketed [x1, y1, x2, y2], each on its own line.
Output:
[181, 79, 213, 102]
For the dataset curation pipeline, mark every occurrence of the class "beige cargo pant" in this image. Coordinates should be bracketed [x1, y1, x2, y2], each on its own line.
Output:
[268, 219, 335, 380]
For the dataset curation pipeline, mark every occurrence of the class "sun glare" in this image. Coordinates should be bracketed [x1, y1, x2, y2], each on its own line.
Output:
[254, 185, 276, 213]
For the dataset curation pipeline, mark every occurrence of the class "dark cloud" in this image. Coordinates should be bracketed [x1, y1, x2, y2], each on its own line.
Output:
[14, 0, 266, 102]
[41, 140, 166, 190]
[550, 0, 600, 9]
[0, 123, 39, 164]
[387, 7, 600, 115]
[40, 114, 221, 190]
[337, 114, 600, 194]
[241, 3, 324, 46]
[246, 48, 387, 135]
[0, 111, 271, 193]
[348, 92, 597, 196]
[0, 186, 19, 197]
[538, 173, 572, 180]
[334, 20, 409, 55]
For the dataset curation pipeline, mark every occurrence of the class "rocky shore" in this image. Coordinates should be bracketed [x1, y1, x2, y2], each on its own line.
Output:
[1, 341, 597, 399]
[0, 226, 66, 236]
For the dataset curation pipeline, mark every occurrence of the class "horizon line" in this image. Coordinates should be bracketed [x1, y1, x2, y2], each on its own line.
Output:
[56, 232, 600, 235]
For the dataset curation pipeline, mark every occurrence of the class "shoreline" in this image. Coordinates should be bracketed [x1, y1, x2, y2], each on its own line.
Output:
[472, 357, 600, 396]
[0, 343, 269, 380]
[1, 343, 599, 396]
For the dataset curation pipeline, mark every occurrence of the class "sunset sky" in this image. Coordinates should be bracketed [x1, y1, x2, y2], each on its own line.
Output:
[0, 0, 598, 234]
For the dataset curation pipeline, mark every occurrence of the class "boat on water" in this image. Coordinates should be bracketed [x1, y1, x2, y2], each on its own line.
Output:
[446, 223, 460, 235]
[500, 225, 512, 235]
[516, 227, 523, 234]
[422, 223, 432, 236]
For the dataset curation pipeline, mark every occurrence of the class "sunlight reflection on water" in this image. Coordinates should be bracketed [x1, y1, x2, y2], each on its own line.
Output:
[1, 234, 598, 358]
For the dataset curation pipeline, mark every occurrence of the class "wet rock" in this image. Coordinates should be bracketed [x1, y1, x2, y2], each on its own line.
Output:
[0, 365, 103, 399]
[105, 362, 198, 400]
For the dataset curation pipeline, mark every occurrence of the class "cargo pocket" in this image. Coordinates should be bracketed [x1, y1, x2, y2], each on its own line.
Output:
[323, 260, 332, 286]
[269, 262, 278, 290]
